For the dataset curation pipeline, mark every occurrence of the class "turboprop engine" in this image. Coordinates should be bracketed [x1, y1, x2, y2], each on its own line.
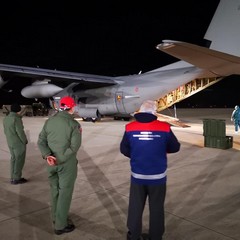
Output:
[21, 80, 63, 98]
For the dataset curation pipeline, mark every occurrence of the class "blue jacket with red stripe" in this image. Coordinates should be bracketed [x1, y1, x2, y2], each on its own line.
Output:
[120, 112, 180, 185]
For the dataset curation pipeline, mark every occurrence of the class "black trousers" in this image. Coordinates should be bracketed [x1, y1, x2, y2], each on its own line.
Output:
[127, 182, 166, 240]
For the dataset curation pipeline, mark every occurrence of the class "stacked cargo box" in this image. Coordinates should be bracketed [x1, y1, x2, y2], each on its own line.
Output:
[203, 119, 233, 149]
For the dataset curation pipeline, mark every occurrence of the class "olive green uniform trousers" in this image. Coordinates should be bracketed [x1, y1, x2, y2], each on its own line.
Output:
[9, 143, 26, 180]
[47, 159, 78, 230]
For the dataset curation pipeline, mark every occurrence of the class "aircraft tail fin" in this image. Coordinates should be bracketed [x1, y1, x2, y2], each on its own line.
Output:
[204, 0, 240, 57]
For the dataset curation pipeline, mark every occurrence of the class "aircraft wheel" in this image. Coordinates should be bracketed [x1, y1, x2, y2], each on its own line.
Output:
[114, 116, 121, 120]
[82, 117, 92, 122]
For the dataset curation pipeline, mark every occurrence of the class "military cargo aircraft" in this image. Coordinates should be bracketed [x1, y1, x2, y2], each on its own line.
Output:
[0, 0, 238, 121]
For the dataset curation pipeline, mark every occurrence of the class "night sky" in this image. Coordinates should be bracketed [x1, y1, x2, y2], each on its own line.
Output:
[1, 0, 238, 108]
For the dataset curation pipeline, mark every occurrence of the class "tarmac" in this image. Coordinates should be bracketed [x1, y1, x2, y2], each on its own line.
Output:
[0, 108, 240, 240]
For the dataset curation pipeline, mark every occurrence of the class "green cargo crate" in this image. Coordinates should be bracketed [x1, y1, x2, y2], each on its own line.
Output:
[204, 136, 233, 149]
[203, 119, 226, 137]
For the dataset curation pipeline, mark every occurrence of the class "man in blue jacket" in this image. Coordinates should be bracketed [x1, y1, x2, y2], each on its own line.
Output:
[120, 100, 180, 240]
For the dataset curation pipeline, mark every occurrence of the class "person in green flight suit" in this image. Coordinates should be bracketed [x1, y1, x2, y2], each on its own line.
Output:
[3, 104, 28, 185]
[37, 96, 82, 235]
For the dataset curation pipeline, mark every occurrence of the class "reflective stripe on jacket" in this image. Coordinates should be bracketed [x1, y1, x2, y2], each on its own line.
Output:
[120, 113, 180, 185]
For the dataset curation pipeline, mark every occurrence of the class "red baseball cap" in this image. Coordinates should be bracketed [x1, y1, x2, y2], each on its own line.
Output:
[60, 96, 76, 109]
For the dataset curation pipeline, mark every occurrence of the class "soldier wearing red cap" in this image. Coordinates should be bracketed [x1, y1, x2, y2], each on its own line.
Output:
[37, 96, 82, 235]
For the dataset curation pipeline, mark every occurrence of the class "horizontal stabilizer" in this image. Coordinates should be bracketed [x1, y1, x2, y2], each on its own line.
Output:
[156, 40, 240, 77]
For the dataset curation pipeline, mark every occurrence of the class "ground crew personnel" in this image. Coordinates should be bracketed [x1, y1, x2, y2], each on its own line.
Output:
[231, 105, 240, 133]
[120, 100, 180, 240]
[3, 103, 28, 184]
[37, 96, 82, 235]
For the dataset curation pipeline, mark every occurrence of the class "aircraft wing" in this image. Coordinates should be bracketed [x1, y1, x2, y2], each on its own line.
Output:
[156, 40, 240, 77]
[0, 63, 117, 88]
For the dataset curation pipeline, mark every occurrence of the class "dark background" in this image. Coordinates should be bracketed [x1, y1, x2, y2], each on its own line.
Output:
[0, 0, 238, 108]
